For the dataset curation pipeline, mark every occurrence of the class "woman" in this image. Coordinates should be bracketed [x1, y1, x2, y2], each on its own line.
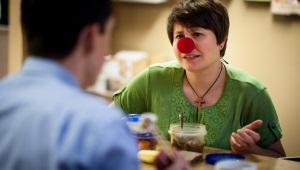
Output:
[113, 0, 285, 157]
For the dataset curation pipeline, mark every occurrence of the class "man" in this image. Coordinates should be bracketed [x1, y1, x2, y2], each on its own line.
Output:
[0, 0, 139, 169]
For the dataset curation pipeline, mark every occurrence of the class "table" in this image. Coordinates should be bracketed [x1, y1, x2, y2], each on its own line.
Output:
[141, 147, 300, 170]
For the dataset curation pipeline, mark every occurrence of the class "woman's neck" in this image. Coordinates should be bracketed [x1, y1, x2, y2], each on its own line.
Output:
[185, 61, 223, 94]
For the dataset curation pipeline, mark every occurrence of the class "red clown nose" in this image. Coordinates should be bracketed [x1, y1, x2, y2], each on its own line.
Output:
[177, 37, 195, 53]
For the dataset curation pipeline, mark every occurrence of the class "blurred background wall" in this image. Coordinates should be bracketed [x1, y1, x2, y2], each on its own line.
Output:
[6, 0, 300, 156]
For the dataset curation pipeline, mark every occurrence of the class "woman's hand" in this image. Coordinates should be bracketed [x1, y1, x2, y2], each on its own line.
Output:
[230, 120, 263, 154]
[230, 119, 286, 157]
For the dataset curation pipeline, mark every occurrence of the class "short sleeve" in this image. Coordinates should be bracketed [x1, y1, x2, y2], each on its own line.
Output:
[243, 89, 282, 148]
[113, 68, 150, 114]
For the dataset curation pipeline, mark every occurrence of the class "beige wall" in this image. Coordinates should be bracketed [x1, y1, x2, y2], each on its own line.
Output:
[227, 1, 300, 156]
[113, 0, 300, 156]
[8, 0, 23, 73]
[112, 1, 177, 63]
[9, 0, 300, 156]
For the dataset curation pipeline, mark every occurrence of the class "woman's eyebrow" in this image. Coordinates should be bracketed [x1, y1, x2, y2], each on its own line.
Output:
[174, 30, 184, 34]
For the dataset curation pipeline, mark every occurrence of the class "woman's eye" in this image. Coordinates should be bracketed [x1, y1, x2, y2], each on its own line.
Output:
[175, 34, 184, 39]
[193, 32, 202, 37]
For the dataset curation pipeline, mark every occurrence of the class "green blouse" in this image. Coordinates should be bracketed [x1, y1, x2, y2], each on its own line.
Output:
[113, 61, 282, 150]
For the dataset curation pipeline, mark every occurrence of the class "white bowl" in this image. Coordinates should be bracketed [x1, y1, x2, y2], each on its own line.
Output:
[215, 159, 257, 170]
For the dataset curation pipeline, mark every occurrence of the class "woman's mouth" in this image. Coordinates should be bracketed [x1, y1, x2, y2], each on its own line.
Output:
[182, 55, 200, 60]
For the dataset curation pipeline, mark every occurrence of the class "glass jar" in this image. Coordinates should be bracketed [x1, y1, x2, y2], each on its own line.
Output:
[168, 123, 207, 153]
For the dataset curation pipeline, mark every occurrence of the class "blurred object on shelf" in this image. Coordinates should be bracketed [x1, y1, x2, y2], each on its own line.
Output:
[272, 0, 300, 15]
[90, 51, 149, 98]
[115, 50, 149, 82]
[150, 54, 175, 66]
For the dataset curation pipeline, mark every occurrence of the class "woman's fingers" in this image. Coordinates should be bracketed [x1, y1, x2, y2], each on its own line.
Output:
[243, 120, 263, 130]
[237, 129, 256, 145]
[230, 132, 247, 153]
[230, 120, 263, 154]
[231, 132, 248, 148]
[244, 129, 261, 142]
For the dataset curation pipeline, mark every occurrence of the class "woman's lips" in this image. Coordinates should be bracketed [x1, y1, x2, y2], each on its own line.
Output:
[182, 55, 200, 60]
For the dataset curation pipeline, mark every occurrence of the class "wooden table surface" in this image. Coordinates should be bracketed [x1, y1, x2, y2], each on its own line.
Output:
[141, 147, 300, 170]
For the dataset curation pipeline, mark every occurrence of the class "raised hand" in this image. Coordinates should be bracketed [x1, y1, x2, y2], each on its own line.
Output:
[230, 120, 263, 154]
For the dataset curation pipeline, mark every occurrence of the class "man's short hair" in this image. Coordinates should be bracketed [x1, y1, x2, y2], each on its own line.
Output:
[21, 0, 112, 60]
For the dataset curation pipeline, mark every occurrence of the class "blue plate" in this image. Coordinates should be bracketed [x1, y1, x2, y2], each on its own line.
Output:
[205, 153, 245, 165]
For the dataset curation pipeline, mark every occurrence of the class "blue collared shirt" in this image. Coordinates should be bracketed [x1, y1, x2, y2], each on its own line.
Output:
[0, 57, 139, 170]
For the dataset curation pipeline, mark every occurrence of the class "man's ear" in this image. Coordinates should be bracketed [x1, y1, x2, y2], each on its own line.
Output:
[77, 24, 99, 55]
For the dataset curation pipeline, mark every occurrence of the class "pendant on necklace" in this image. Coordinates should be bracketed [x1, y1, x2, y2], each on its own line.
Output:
[195, 97, 206, 107]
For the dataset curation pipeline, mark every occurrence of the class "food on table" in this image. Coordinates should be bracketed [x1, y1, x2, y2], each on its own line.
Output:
[169, 123, 207, 153]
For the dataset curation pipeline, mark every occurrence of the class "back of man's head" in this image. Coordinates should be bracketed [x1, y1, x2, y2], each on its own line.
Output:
[21, 0, 112, 60]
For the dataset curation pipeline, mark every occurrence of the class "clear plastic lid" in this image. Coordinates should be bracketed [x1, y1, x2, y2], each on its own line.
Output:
[168, 123, 207, 136]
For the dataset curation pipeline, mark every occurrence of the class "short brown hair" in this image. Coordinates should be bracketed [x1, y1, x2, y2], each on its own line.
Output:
[167, 0, 229, 57]
[21, 0, 113, 60]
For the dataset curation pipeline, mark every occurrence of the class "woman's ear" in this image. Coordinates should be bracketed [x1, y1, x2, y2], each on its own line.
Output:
[219, 37, 228, 50]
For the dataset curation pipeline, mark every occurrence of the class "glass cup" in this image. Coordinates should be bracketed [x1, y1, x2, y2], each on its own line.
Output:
[168, 123, 207, 153]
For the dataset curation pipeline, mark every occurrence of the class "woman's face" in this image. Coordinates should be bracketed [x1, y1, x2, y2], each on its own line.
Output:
[172, 23, 224, 73]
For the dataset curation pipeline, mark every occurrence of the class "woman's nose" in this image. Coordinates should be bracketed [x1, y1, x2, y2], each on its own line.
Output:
[177, 37, 195, 54]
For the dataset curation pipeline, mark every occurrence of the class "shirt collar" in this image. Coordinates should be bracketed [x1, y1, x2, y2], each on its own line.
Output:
[22, 56, 80, 89]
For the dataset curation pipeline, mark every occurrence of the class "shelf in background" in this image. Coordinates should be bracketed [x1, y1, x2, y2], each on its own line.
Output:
[245, 0, 270, 2]
[114, 0, 167, 4]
